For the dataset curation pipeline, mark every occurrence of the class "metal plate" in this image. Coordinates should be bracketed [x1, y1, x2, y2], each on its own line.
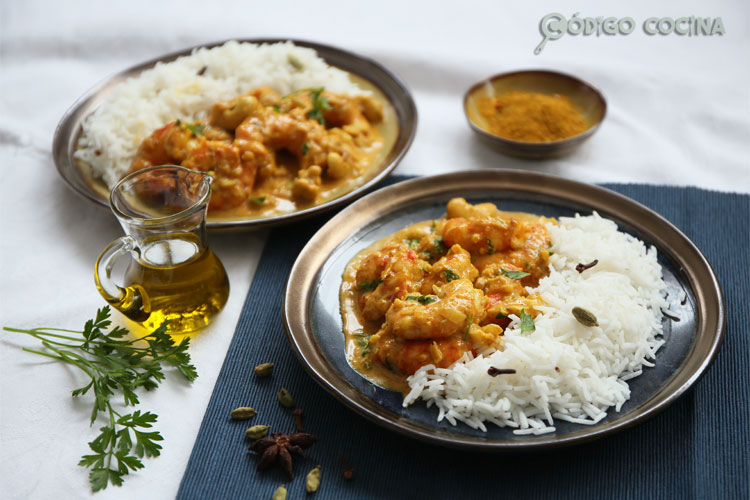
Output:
[52, 38, 417, 230]
[283, 170, 725, 450]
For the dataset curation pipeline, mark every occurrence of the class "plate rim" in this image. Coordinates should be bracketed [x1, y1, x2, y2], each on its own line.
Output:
[282, 170, 726, 450]
[52, 37, 418, 230]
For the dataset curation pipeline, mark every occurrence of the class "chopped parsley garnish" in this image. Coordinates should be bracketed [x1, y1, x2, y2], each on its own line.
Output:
[306, 87, 332, 125]
[353, 332, 371, 357]
[359, 279, 382, 292]
[499, 269, 531, 280]
[272, 105, 281, 113]
[465, 314, 473, 340]
[184, 122, 205, 137]
[486, 238, 494, 255]
[383, 357, 396, 372]
[406, 295, 438, 305]
[433, 238, 445, 256]
[443, 269, 460, 282]
[250, 197, 266, 204]
[520, 309, 535, 334]
[406, 238, 421, 249]
[301, 142, 309, 155]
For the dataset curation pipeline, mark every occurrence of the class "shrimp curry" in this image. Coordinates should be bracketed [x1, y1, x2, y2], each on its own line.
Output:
[340, 198, 552, 393]
[129, 87, 386, 217]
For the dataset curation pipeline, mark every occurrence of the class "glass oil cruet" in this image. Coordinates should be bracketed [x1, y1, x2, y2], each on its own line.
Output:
[94, 165, 229, 334]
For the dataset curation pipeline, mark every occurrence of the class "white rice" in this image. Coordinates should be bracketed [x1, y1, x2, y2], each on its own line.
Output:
[403, 213, 667, 435]
[75, 41, 367, 188]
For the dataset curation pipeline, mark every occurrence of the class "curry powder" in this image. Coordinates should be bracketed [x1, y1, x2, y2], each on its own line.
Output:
[478, 90, 587, 142]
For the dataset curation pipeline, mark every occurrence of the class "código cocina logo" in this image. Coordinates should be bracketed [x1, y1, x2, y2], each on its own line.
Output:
[535, 12, 726, 54]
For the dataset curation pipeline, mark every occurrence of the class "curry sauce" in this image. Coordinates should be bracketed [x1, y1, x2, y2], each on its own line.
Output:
[340, 198, 553, 393]
[128, 86, 391, 218]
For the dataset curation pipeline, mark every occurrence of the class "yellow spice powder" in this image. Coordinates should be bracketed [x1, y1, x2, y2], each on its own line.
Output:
[478, 90, 587, 142]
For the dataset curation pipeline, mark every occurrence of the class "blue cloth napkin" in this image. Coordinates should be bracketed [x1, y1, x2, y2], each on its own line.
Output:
[178, 178, 749, 500]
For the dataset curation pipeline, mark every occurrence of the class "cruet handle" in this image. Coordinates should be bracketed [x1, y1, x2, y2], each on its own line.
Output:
[94, 236, 150, 322]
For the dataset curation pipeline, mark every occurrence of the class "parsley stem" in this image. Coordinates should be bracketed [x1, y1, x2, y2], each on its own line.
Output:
[3, 326, 82, 338]
[105, 402, 116, 477]
[38, 342, 97, 378]
[21, 346, 65, 362]
[10, 327, 164, 352]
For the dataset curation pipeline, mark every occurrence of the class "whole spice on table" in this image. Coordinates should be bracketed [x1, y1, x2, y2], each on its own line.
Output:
[272, 484, 287, 500]
[477, 90, 587, 142]
[254, 362, 275, 377]
[245, 425, 270, 439]
[292, 408, 304, 431]
[306, 465, 322, 493]
[248, 432, 319, 479]
[342, 457, 355, 480]
[2, 306, 198, 492]
[230, 407, 258, 420]
[278, 387, 294, 408]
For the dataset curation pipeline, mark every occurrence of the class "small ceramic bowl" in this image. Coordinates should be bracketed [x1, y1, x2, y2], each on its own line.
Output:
[464, 70, 606, 159]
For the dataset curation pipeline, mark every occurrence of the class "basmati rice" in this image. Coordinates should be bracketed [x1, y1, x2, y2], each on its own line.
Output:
[403, 213, 667, 435]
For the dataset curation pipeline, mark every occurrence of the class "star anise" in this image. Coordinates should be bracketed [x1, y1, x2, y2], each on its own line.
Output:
[248, 432, 319, 479]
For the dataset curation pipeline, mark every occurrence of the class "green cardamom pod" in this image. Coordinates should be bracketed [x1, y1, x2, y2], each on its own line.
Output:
[230, 406, 257, 420]
[245, 424, 270, 439]
[572, 307, 599, 327]
[272, 484, 287, 500]
[306, 465, 322, 493]
[254, 362, 275, 377]
[278, 387, 294, 408]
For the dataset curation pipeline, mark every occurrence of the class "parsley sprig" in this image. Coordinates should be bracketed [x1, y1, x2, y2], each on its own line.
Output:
[3, 306, 197, 492]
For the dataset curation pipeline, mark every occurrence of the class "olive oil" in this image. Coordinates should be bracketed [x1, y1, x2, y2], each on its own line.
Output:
[120, 235, 229, 334]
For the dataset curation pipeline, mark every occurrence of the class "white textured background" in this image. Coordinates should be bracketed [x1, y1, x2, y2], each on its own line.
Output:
[1, 0, 748, 498]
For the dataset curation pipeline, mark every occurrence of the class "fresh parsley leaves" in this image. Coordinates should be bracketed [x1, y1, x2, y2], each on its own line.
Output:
[3, 307, 197, 492]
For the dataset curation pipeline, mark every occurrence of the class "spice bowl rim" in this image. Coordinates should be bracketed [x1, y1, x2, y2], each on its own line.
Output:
[463, 69, 607, 156]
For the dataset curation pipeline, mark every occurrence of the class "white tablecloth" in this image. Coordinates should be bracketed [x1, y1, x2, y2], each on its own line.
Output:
[1, 0, 748, 498]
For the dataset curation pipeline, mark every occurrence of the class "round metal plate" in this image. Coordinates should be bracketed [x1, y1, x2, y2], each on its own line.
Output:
[283, 170, 725, 450]
[52, 38, 417, 230]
